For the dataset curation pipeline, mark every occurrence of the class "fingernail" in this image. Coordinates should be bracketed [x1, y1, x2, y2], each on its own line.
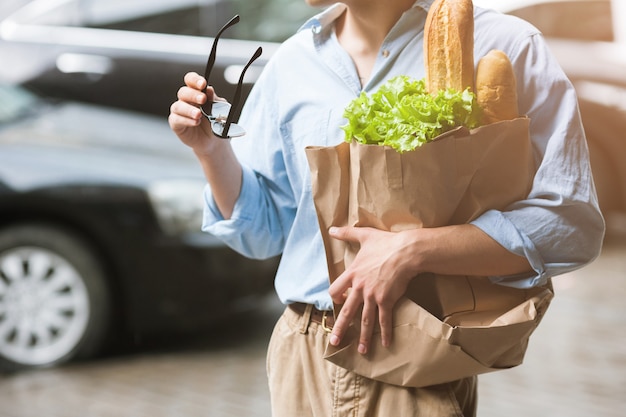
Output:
[358, 344, 367, 354]
[197, 94, 205, 103]
[330, 335, 340, 346]
[329, 227, 337, 235]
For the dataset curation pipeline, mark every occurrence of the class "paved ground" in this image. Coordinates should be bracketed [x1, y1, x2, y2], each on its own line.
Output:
[1, 227, 624, 417]
[477, 227, 626, 417]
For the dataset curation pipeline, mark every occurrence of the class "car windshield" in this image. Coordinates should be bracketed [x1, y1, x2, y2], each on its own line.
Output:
[13, 0, 319, 43]
[0, 84, 39, 125]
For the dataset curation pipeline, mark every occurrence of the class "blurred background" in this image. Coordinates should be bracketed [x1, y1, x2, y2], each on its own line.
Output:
[0, 0, 624, 416]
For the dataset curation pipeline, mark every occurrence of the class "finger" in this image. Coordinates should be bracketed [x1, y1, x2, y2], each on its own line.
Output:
[329, 226, 361, 243]
[170, 100, 203, 123]
[329, 290, 362, 347]
[358, 300, 376, 354]
[168, 111, 200, 129]
[184, 72, 206, 91]
[329, 275, 352, 305]
[378, 304, 393, 348]
[177, 86, 208, 106]
[182, 72, 223, 103]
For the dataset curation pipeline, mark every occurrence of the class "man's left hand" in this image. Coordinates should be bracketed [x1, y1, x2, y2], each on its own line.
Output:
[327, 226, 417, 354]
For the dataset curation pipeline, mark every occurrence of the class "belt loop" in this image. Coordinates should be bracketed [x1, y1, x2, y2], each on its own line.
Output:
[299, 304, 313, 334]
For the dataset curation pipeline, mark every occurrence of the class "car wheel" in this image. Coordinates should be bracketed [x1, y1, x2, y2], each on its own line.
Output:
[0, 224, 111, 371]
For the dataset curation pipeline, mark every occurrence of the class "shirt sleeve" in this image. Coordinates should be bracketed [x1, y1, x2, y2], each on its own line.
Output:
[471, 33, 605, 288]
[201, 61, 296, 260]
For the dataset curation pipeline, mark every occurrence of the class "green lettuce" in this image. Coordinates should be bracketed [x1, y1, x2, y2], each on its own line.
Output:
[342, 76, 482, 152]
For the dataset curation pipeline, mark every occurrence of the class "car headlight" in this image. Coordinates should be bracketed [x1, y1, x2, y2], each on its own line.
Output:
[147, 179, 206, 236]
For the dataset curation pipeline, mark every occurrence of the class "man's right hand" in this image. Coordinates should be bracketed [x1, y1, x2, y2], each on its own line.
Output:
[168, 72, 243, 219]
[168, 72, 225, 155]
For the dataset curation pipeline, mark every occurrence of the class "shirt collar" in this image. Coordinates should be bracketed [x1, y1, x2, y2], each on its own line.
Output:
[299, 1, 435, 35]
[298, 3, 346, 35]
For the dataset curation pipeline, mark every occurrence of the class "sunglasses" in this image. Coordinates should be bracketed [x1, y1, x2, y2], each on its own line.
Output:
[200, 15, 262, 139]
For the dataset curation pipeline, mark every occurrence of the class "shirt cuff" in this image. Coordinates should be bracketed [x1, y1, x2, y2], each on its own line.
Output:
[470, 210, 550, 288]
[200, 165, 260, 247]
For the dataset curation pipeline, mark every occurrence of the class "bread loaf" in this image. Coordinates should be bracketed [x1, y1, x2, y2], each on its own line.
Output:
[476, 49, 519, 124]
[424, 0, 475, 95]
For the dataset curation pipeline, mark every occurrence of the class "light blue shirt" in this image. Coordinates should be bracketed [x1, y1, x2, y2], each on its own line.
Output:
[203, 1, 605, 310]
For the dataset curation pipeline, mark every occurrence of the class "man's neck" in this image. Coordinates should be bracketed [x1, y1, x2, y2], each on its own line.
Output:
[335, 0, 415, 85]
[336, 0, 415, 54]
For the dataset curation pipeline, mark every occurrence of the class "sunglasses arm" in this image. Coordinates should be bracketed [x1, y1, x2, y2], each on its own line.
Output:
[222, 46, 263, 138]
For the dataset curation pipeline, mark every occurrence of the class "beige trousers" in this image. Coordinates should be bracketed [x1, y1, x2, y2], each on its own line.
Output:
[266, 306, 477, 417]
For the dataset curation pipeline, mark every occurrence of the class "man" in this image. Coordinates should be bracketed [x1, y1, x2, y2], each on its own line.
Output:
[168, 1, 605, 415]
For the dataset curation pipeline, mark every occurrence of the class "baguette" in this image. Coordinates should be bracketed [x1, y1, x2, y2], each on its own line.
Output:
[476, 49, 519, 124]
[424, 0, 475, 95]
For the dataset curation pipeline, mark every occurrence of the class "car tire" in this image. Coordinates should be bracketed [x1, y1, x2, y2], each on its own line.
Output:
[0, 223, 111, 372]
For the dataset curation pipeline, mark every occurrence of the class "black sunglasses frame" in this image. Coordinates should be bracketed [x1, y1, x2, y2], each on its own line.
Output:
[200, 15, 262, 139]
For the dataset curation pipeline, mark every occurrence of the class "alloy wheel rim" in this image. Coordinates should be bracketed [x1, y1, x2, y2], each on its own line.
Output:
[0, 247, 90, 366]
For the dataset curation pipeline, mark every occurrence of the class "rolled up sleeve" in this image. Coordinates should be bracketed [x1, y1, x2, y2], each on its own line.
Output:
[201, 66, 296, 260]
[471, 33, 605, 288]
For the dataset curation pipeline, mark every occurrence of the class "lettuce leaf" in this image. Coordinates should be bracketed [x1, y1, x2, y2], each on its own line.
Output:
[342, 76, 482, 152]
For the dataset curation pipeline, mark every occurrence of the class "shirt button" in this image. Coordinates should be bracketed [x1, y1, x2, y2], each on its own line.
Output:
[382, 49, 390, 58]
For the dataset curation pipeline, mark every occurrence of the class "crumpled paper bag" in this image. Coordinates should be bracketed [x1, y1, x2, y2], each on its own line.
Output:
[305, 117, 554, 387]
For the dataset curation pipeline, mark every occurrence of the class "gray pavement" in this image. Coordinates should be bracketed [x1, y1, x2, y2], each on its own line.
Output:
[1, 228, 625, 417]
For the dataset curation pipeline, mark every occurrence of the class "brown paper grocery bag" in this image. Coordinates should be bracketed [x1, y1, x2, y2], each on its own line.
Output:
[305, 117, 554, 387]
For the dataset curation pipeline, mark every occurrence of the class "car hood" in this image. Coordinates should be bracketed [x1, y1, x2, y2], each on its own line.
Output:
[0, 101, 206, 191]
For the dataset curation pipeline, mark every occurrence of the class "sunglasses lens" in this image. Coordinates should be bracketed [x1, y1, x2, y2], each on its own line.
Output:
[211, 101, 231, 118]
[211, 121, 246, 138]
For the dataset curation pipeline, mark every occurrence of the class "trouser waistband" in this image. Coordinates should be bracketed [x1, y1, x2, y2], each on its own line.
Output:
[288, 303, 334, 333]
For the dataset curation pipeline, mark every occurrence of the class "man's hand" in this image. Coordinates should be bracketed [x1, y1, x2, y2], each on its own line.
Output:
[326, 223, 534, 355]
[327, 226, 417, 354]
[168, 71, 241, 219]
[168, 72, 226, 155]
